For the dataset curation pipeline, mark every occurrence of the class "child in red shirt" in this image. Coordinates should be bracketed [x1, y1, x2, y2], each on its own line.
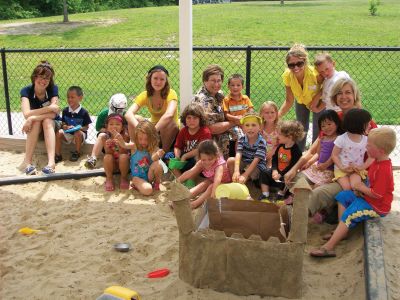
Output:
[169, 103, 211, 180]
[310, 127, 396, 257]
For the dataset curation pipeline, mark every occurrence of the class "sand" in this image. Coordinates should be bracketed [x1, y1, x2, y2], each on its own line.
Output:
[0, 150, 399, 300]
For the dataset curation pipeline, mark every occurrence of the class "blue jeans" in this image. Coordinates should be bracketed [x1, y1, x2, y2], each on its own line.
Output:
[295, 102, 325, 151]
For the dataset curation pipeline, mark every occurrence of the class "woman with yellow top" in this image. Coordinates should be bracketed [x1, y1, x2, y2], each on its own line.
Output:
[279, 44, 323, 151]
[125, 65, 179, 152]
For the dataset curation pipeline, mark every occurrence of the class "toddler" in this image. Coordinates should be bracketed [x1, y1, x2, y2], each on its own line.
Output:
[227, 113, 269, 199]
[102, 113, 130, 192]
[259, 101, 279, 168]
[223, 73, 254, 140]
[178, 140, 231, 209]
[55, 86, 92, 163]
[331, 108, 374, 191]
[310, 127, 396, 257]
[260, 120, 304, 201]
[118, 120, 164, 196]
[168, 102, 211, 179]
[302, 110, 342, 186]
[311, 52, 350, 113]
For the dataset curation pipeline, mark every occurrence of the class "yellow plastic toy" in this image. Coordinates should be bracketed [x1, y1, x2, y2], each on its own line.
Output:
[18, 227, 41, 235]
[96, 286, 141, 300]
[215, 183, 250, 200]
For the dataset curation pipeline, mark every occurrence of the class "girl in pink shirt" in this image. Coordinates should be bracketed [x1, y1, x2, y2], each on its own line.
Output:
[178, 140, 231, 209]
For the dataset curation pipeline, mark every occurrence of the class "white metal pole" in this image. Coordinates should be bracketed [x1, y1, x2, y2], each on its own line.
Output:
[179, 0, 193, 111]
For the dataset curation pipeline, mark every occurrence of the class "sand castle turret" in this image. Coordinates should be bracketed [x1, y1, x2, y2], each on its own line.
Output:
[169, 178, 311, 298]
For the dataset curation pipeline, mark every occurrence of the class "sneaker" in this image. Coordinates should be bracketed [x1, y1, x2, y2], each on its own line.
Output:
[55, 154, 63, 163]
[25, 164, 37, 175]
[70, 151, 80, 162]
[84, 156, 97, 169]
[42, 166, 55, 175]
[257, 194, 268, 201]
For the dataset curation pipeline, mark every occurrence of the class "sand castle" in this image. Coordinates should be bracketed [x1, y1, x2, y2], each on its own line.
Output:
[169, 178, 312, 299]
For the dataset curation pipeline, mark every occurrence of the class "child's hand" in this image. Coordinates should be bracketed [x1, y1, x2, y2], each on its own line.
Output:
[105, 139, 114, 148]
[180, 154, 188, 161]
[316, 162, 328, 171]
[232, 171, 241, 183]
[284, 170, 296, 184]
[272, 170, 280, 181]
[301, 161, 312, 170]
[238, 175, 247, 184]
[157, 149, 165, 160]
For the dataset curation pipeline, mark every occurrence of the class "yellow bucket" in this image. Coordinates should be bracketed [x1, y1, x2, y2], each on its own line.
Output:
[215, 183, 250, 200]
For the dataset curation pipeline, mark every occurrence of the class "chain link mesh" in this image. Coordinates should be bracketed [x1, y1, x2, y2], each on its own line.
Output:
[0, 47, 399, 161]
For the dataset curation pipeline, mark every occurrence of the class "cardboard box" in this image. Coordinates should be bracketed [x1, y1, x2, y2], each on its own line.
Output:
[170, 178, 311, 298]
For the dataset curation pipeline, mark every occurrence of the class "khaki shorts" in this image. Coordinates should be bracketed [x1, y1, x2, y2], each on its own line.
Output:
[239, 160, 260, 181]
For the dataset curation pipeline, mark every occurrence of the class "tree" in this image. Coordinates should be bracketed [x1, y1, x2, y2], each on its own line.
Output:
[63, 0, 69, 22]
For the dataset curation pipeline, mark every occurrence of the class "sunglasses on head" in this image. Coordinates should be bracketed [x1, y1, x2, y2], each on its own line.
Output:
[287, 61, 305, 69]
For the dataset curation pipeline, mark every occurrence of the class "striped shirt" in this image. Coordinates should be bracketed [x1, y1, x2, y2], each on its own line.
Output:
[237, 134, 268, 172]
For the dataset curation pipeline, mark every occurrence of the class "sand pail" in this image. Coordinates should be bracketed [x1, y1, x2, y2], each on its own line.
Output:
[215, 183, 250, 200]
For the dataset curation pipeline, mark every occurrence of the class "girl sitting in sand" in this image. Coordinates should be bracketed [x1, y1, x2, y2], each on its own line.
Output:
[260, 101, 279, 168]
[117, 120, 164, 196]
[177, 139, 231, 209]
[302, 109, 342, 187]
[102, 113, 130, 192]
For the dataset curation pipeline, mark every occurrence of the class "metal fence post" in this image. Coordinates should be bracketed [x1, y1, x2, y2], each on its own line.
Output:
[1, 48, 13, 135]
[245, 45, 252, 98]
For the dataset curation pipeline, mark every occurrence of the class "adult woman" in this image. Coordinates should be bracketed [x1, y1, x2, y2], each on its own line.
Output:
[125, 65, 179, 152]
[20, 61, 60, 175]
[193, 64, 235, 159]
[279, 44, 323, 151]
[285, 77, 377, 219]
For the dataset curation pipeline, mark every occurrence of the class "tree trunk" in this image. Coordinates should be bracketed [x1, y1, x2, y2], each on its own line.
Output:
[280, 0, 284, 5]
[63, 0, 69, 23]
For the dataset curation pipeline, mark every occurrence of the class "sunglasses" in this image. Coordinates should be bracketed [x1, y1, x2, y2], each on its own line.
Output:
[287, 61, 305, 69]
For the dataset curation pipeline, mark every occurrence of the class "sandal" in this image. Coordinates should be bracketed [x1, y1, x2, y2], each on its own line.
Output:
[84, 156, 97, 169]
[105, 180, 115, 192]
[42, 166, 55, 175]
[69, 151, 81, 162]
[309, 247, 336, 258]
[119, 179, 129, 190]
[25, 164, 37, 175]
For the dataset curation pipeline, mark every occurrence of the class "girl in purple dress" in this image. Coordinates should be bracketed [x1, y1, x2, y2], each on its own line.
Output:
[302, 110, 342, 187]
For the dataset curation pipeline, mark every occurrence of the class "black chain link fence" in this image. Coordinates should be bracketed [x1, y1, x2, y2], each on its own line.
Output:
[1, 46, 399, 162]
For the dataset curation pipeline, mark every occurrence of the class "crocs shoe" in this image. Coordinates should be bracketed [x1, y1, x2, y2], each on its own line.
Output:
[55, 154, 63, 163]
[84, 156, 97, 169]
[25, 164, 37, 175]
[69, 151, 80, 162]
[42, 166, 55, 175]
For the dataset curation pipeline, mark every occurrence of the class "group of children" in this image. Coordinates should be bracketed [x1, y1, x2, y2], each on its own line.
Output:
[49, 52, 396, 259]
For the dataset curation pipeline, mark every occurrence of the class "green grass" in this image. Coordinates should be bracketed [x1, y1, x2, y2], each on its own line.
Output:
[0, 0, 399, 48]
[0, 0, 399, 126]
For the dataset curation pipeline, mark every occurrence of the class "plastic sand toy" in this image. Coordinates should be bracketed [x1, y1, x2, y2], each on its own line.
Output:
[96, 286, 141, 300]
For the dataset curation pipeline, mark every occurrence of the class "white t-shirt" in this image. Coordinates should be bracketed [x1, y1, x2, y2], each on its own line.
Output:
[322, 70, 350, 111]
[334, 132, 367, 169]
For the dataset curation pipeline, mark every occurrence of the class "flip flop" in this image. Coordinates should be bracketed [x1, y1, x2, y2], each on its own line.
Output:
[309, 247, 336, 258]
[105, 180, 115, 192]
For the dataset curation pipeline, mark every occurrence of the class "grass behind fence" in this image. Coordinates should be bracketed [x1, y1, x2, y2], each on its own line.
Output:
[0, 0, 399, 48]
[1, 48, 399, 125]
